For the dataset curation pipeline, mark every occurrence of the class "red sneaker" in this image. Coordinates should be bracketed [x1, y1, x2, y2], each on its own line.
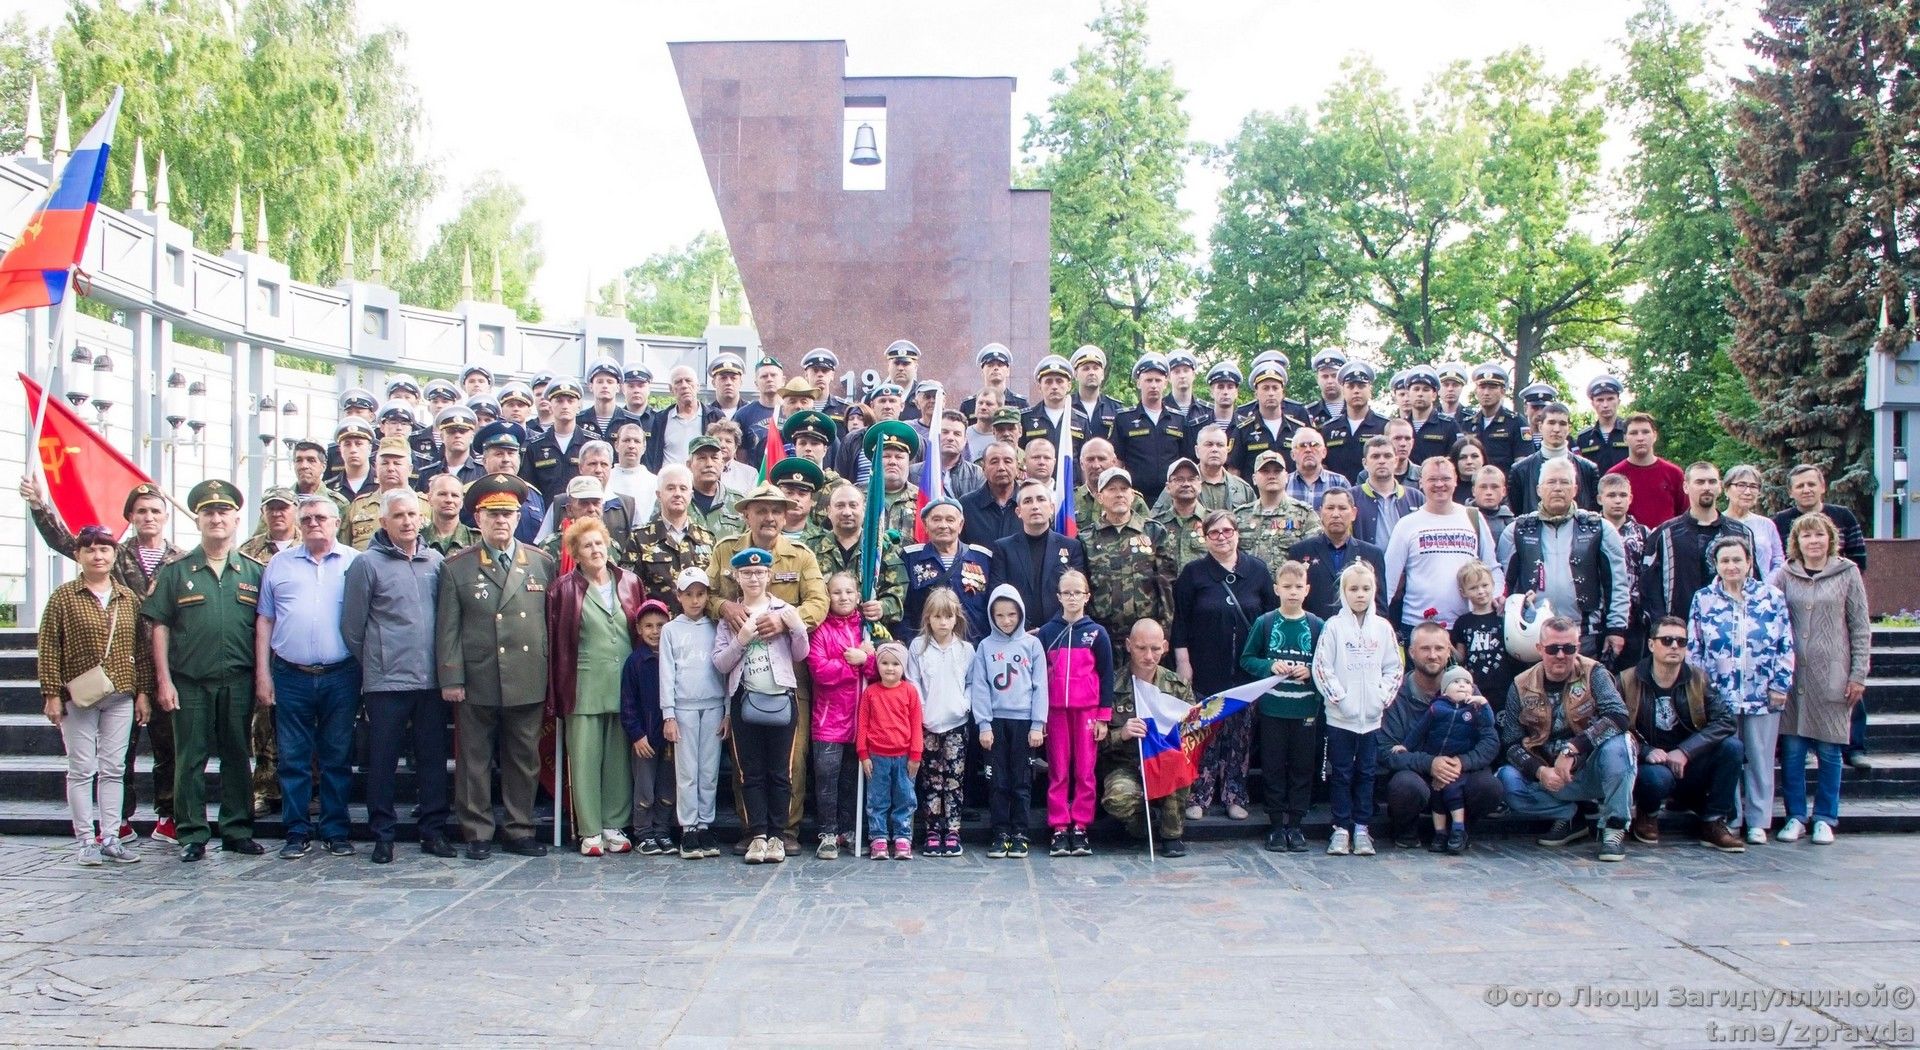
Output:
[116, 822, 136, 842]
[150, 819, 178, 845]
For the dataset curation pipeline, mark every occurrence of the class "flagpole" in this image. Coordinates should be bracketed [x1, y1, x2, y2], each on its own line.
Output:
[1138, 737, 1156, 864]
[26, 279, 72, 499]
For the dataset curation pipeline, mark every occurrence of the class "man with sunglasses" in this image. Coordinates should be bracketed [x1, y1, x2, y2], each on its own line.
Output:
[1619, 616, 1745, 852]
[1496, 616, 1637, 862]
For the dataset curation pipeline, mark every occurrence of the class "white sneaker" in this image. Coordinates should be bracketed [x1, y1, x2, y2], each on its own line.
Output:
[76, 841, 103, 866]
[98, 839, 141, 864]
[1352, 828, 1376, 856]
[579, 835, 605, 857]
[1776, 818, 1805, 843]
[1327, 828, 1351, 856]
[1810, 820, 1836, 845]
[1743, 826, 1766, 846]
[601, 829, 632, 854]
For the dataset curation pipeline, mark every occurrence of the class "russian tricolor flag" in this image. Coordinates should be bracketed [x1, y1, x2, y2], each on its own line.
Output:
[912, 387, 945, 542]
[1136, 674, 1277, 799]
[1052, 412, 1077, 538]
[0, 89, 123, 316]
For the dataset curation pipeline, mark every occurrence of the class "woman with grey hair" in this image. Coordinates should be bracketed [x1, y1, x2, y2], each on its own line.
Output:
[1721, 464, 1784, 578]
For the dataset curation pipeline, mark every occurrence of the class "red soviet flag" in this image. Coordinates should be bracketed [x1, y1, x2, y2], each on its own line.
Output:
[20, 373, 154, 536]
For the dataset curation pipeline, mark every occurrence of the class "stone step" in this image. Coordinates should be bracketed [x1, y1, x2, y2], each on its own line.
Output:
[6, 795, 1919, 842]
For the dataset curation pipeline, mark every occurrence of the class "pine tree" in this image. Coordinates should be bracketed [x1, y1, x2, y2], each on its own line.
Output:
[1727, 0, 1920, 510]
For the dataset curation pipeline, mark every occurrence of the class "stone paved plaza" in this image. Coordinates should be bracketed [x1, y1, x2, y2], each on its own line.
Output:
[1, 830, 1916, 1048]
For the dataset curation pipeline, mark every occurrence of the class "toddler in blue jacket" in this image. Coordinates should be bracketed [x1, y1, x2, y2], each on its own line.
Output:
[1392, 666, 1496, 853]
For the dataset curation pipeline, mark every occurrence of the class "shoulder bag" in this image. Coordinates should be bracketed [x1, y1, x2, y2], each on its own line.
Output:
[64, 605, 118, 709]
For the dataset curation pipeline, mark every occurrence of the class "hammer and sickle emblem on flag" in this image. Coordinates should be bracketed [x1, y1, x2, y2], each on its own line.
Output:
[38, 436, 78, 486]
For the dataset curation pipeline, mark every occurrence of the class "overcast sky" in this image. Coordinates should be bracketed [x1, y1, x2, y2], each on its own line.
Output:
[20, 0, 1749, 319]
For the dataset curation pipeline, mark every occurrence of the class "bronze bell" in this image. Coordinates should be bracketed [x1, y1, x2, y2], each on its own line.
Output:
[848, 123, 881, 166]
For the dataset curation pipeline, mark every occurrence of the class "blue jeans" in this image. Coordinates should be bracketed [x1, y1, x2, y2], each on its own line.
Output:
[1326, 727, 1378, 831]
[865, 754, 916, 841]
[1780, 734, 1843, 826]
[272, 659, 361, 842]
[1633, 737, 1743, 823]
[1498, 734, 1636, 827]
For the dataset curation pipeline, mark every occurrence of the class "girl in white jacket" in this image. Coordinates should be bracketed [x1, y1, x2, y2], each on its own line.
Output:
[908, 588, 977, 858]
[1312, 562, 1404, 857]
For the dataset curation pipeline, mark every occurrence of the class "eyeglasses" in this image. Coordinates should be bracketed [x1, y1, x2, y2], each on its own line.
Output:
[1057, 590, 1089, 598]
[1205, 527, 1238, 537]
[1540, 643, 1578, 656]
[1652, 635, 1687, 647]
[297, 514, 333, 525]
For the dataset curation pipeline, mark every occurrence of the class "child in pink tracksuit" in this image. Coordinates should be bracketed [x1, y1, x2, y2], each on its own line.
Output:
[1032, 569, 1112, 858]
[805, 573, 874, 859]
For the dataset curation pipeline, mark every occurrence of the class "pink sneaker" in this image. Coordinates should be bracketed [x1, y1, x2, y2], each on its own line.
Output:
[870, 838, 890, 860]
[944, 832, 962, 856]
[893, 837, 912, 860]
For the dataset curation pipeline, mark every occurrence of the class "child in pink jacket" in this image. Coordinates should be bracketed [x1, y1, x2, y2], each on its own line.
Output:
[806, 573, 874, 858]
[1033, 569, 1113, 858]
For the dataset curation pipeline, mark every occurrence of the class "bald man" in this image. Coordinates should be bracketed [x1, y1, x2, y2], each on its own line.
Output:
[1096, 620, 1192, 857]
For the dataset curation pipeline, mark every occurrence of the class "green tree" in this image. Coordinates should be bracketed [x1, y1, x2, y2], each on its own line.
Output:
[1192, 109, 1354, 381]
[1727, 0, 1918, 512]
[1611, 1, 1755, 468]
[1447, 49, 1633, 400]
[394, 173, 543, 320]
[0, 15, 55, 156]
[604, 230, 743, 337]
[1022, 0, 1194, 386]
[51, 0, 436, 285]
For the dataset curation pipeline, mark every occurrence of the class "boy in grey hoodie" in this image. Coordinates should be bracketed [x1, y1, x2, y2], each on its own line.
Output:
[969, 585, 1048, 858]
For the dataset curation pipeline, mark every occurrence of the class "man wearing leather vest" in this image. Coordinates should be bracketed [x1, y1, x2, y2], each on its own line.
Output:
[1500, 459, 1629, 661]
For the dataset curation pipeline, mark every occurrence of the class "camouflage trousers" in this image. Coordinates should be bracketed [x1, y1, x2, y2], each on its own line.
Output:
[251, 707, 279, 807]
[1100, 764, 1190, 840]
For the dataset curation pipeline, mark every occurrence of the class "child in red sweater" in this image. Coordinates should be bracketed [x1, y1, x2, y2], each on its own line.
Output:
[859, 642, 924, 860]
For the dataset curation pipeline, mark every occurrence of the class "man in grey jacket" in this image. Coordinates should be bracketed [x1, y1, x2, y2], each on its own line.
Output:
[342, 489, 452, 864]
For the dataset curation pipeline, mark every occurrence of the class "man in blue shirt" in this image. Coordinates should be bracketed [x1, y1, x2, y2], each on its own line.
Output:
[254, 496, 362, 860]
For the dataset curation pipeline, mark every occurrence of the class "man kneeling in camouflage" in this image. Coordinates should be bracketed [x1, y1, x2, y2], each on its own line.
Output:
[1097, 619, 1192, 857]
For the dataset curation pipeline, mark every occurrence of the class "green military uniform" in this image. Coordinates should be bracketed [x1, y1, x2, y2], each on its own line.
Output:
[690, 488, 738, 538]
[1082, 514, 1177, 643]
[806, 526, 908, 633]
[626, 516, 715, 604]
[435, 473, 557, 847]
[1197, 473, 1256, 513]
[138, 481, 263, 849]
[424, 520, 479, 557]
[1150, 503, 1210, 573]
[878, 484, 919, 539]
[1233, 495, 1322, 569]
[436, 537, 556, 845]
[807, 466, 846, 529]
[345, 488, 430, 551]
[1098, 664, 1195, 842]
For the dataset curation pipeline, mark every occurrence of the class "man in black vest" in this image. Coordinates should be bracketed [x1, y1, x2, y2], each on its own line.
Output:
[1500, 458, 1630, 661]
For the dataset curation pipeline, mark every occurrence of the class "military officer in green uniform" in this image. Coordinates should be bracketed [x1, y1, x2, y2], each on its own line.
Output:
[626, 463, 715, 604]
[868, 423, 921, 539]
[1097, 619, 1193, 856]
[435, 473, 555, 859]
[139, 480, 268, 861]
[769, 456, 830, 546]
[706, 483, 829, 854]
[1081, 467, 1176, 645]
[780, 410, 845, 529]
[807, 477, 908, 633]
[1233, 451, 1322, 568]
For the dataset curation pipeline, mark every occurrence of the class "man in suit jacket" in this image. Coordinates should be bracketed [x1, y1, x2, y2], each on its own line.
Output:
[988, 478, 1090, 629]
[435, 473, 556, 860]
[1287, 487, 1388, 620]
